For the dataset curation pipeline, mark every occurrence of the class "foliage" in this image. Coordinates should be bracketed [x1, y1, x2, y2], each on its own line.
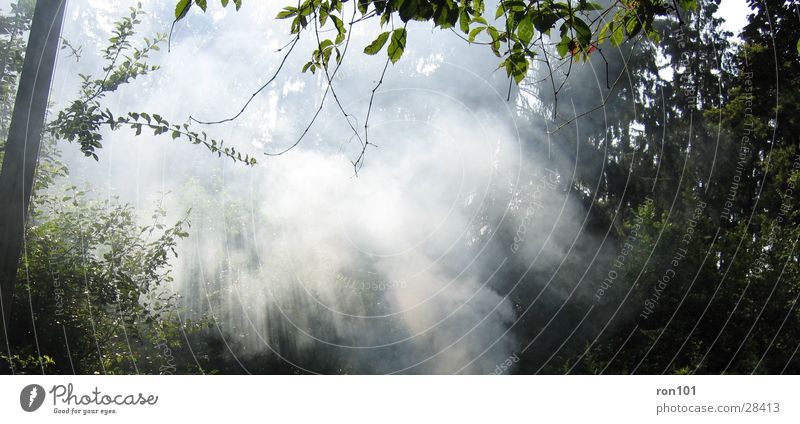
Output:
[5, 187, 197, 374]
[1, 1, 208, 375]
[537, 0, 800, 374]
[175, 0, 697, 84]
[0, 0, 34, 149]
[48, 4, 257, 165]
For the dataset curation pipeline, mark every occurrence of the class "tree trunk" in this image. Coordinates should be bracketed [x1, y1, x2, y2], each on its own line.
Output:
[0, 0, 66, 361]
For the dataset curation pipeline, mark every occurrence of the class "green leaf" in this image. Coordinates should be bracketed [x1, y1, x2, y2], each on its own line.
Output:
[364, 31, 390, 55]
[611, 22, 624, 46]
[572, 17, 591, 46]
[468, 26, 486, 43]
[459, 9, 470, 34]
[517, 15, 534, 45]
[556, 37, 570, 57]
[387, 28, 407, 64]
[531, 10, 557, 32]
[276, 7, 297, 19]
[514, 64, 527, 83]
[797, 36, 800, 55]
[331, 15, 346, 44]
[175, 0, 192, 20]
[474, 0, 485, 14]
[320, 6, 329, 27]
[196, 0, 207, 12]
[625, 13, 642, 36]
[503, 0, 526, 11]
[487, 26, 500, 56]
[598, 21, 611, 43]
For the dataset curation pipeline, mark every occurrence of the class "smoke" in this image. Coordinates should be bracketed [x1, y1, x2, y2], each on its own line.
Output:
[44, 0, 605, 374]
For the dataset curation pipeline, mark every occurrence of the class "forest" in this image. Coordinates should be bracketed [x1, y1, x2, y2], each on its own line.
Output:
[0, 0, 798, 375]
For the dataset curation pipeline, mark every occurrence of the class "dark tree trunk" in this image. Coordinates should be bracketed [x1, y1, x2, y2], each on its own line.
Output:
[0, 0, 66, 360]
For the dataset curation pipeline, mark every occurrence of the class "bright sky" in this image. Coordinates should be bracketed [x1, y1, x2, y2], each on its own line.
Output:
[717, 0, 754, 39]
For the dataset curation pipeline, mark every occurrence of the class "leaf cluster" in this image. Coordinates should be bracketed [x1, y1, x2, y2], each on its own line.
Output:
[176, 0, 697, 84]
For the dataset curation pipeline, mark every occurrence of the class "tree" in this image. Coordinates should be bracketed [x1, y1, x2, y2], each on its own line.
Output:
[0, 0, 66, 353]
[552, 0, 800, 374]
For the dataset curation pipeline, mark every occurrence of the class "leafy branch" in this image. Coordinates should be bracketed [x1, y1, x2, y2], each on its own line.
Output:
[49, 4, 256, 165]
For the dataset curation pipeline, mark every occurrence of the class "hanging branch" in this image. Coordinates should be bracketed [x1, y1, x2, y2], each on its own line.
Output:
[264, 0, 361, 159]
[48, 5, 257, 165]
[547, 35, 644, 134]
[311, 5, 365, 156]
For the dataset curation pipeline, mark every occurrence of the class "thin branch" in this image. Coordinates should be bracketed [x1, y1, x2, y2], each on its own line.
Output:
[349, 10, 378, 25]
[597, 47, 611, 89]
[448, 28, 494, 46]
[265, 1, 361, 158]
[589, 0, 622, 27]
[547, 36, 643, 134]
[355, 53, 391, 175]
[672, 0, 684, 25]
[539, 32, 558, 119]
[312, 6, 364, 154]
[189, 33, 302, 125]
[353, 19, 407, 175]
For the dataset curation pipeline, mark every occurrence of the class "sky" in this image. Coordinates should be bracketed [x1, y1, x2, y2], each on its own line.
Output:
[717, 0, 753, 38]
